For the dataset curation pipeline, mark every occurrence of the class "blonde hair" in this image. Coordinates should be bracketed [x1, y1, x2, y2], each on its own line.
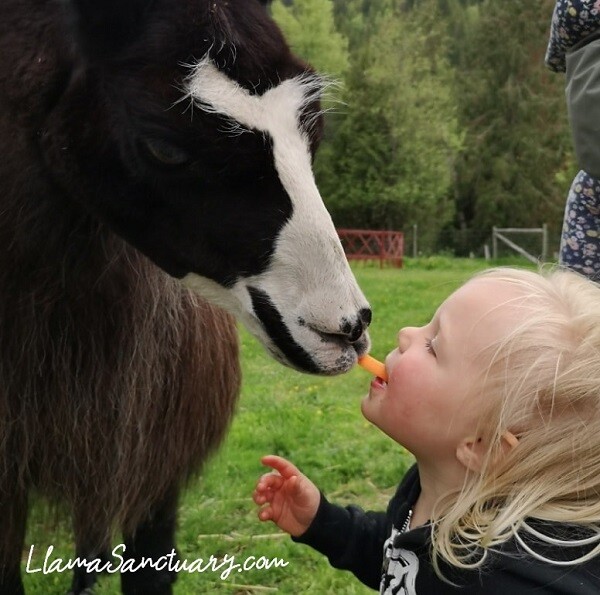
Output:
[431, 266, 600, 576]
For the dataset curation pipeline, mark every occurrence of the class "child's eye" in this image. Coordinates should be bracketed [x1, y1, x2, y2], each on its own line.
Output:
[425, 338, 437, 356]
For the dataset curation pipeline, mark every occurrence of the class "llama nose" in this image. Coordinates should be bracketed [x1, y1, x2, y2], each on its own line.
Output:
[343, 308, 372, 343]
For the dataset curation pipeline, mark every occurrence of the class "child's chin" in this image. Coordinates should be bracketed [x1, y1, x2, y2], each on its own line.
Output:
[360, 393, 380, 421]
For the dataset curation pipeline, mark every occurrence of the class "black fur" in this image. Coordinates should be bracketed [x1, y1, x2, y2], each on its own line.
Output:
[0, 0, 320, 593]
[67, 0, 157, 58]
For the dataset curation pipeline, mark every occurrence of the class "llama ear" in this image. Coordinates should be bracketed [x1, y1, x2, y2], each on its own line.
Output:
[67, 0, 155, 60]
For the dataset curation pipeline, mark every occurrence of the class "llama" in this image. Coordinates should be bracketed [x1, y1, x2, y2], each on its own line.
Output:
[0, 0, 371, 593]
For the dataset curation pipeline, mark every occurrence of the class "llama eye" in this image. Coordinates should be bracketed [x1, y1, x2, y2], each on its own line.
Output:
[142, 138, 190, 167]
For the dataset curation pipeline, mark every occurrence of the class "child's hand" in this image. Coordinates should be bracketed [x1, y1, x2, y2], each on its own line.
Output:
[253, 455, 320, 537]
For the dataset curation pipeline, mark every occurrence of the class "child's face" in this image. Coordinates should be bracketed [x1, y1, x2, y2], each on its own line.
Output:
[361, 278, 523, 466]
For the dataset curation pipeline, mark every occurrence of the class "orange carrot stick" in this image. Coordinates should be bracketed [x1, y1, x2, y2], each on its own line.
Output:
[358, 354, 388, 382]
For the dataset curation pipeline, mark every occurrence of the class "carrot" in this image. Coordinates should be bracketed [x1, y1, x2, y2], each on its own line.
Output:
[357, 354, 388, 382]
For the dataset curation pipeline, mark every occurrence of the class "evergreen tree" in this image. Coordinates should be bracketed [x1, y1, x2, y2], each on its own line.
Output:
[322, 0, 462, 252]
[274, 0, 573, 255]
[451, 0, 573, 253]
[272, 0, 349, 78]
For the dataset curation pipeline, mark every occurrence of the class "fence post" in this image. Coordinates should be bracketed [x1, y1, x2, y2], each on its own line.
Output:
[413, 224, 417, 258]
[492, 227, 497, 260]
[542, 223, 548, 262]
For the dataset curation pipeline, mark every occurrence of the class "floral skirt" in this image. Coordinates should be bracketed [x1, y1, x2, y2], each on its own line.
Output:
[560, 170, 600, 278]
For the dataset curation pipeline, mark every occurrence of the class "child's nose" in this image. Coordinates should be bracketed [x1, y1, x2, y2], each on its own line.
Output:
[398, 327, 417, 352]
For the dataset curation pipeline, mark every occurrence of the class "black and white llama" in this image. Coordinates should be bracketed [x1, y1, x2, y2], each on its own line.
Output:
[0, 0, 371, 593]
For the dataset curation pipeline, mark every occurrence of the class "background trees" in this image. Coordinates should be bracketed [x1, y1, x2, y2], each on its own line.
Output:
[272, 0, 573, 254]
[272, 0, 349, 78]
[450, 0, 572, 254]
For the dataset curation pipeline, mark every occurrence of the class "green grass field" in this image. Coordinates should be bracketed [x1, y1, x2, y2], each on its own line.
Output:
[22, 258, 532, 594]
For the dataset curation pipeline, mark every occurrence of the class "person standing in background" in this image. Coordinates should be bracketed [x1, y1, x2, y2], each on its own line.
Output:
[546, 0, 600, 278]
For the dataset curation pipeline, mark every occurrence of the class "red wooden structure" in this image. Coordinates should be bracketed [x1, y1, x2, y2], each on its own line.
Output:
[337, 229, 404, 268]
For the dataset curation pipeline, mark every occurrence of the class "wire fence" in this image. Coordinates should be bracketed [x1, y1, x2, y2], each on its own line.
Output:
[399, 224, 561, 263]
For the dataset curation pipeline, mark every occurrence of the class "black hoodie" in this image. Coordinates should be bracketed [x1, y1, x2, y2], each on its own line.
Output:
[293, 464, 600, 594]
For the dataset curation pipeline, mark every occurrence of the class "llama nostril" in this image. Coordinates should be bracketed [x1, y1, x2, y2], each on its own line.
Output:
[360, 307, 372, 327]
[327, 310, 372, 344]
[348, 323, 364, 343]
[341, 309, 372, 343]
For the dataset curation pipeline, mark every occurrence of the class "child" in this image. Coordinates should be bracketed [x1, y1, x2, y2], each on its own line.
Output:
[253, 267, 600, 593]
[546, 1, 600, 278]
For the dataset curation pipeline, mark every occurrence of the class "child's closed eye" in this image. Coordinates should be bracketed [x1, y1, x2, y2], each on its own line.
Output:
[425, 338, 437, 356]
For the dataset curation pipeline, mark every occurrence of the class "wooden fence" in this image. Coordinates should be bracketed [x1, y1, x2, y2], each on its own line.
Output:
[337, 229, 404, 268]
[492, 225, 548, 263]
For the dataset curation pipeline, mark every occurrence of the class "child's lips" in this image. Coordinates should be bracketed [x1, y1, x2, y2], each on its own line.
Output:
[371, 376, 387, 390]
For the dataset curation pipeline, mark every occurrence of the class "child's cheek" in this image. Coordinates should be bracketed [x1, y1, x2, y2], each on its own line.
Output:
[392, 355, 429, 390]
[389, 360, 429, 409]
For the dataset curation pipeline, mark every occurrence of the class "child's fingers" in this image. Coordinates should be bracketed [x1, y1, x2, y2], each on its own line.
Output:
[257, 505, 273, 522]
[252, 486, 269, 505]
[286, 474, 300, 495]
[256, 473, 284, 492]
[253, 473, 285, 505]
[260, 454, 302, 479]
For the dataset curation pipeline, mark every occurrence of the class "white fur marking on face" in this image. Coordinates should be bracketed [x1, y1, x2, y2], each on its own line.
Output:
[186, 57, 322, 134]
[186, 57, 342, 251]
[185, 57, 362, 293]
[186, 59, 325, 224]
[185, 59, 370, 371]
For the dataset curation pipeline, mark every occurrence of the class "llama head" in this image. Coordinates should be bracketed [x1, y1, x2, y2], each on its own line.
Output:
[42, 0, 371, 374]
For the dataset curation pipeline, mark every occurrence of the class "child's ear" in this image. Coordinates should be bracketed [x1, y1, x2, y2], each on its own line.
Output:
[456, 437, 486, 473]
[456, 432, 519, 472]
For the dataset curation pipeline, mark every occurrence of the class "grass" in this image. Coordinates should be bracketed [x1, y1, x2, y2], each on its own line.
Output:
[22, 257, 534, 594]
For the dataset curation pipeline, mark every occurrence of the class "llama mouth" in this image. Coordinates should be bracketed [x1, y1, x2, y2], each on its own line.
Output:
[248, 286, 367, 374]
[262, 328, 359, 375]
[312, 327, 369, 357]
[313, 328, 355, 348]
[248, 286, 320, 373]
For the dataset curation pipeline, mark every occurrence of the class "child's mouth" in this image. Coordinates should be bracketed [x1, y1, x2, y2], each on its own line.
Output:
[371, 376, 387, 389]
